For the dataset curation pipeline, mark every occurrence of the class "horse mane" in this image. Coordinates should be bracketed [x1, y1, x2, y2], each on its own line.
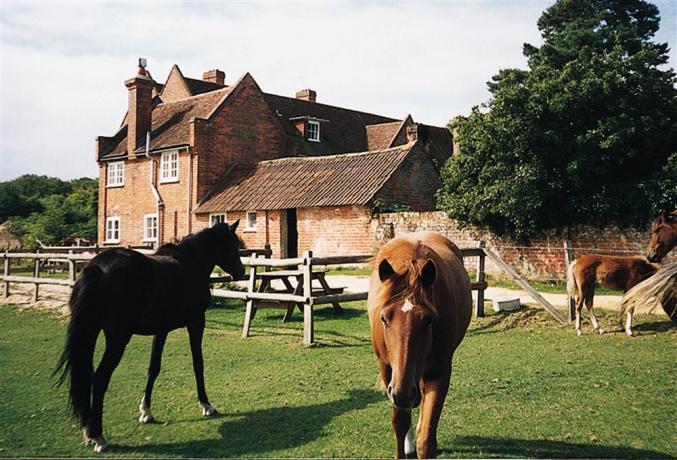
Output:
[173, 224, 245, 251]
[374, 240, 438, 315]
[620, 262, 677, 319]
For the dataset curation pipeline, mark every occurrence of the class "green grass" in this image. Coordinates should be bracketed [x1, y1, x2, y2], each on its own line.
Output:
[0, 301, 674, 458]
[325, 265, 372, 277]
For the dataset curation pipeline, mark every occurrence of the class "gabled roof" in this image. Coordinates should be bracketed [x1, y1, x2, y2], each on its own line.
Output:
[263, 93, 398, 156]
[101, 86, 236, 159]
[194, 143, 417, 212]
[366, 121, 403, 150]
[184, 77, 225, 95]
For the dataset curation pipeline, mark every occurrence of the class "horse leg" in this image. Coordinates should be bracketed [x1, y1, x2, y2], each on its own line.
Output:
[416, 368, 451, 459]
[585, 295, 604, 334]
[392, 406, 411, 459]
[139, 332, 168, 423]
[85, 332, 130, 452]
[187, 316, 216, 416]
[625, 311, 634, 336]
[575, 294, 585, 336]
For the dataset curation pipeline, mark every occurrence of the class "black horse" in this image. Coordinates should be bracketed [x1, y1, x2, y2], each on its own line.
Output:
[54, 222, 245, 452]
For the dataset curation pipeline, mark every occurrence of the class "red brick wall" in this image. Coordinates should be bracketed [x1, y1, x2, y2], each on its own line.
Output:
[98, 148, 193, 246]
[194, 74, 292, 200]
[194, 210, 283, 256]
[372, 211, 675, 280]
[375, 143, 441, 211]
[297, 205, 375, 256]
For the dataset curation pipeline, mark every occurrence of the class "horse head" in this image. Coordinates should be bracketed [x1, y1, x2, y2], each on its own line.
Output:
[376, 257, 438, 409]
[211, 221, 246, 280]
[647, 210, 677, 262]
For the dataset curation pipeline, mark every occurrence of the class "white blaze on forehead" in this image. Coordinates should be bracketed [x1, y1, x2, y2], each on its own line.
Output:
[401, 299, 414, 313]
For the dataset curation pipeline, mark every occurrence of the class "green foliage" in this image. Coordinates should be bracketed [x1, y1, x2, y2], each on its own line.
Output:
[438, 0, 677, 240]
[371, 197, 411, 214]
[1, 175, 98, 248]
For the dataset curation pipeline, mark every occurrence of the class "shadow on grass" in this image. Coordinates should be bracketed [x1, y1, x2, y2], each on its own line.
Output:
[112, 389, 381, 457]
[467, 308, 541, 336]
[442, 435, 672, 459]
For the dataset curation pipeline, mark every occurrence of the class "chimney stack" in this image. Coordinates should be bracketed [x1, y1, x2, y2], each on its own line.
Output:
[125, 58, 154, 157]
[203, 69, 225, 86]
[295, 88, 316, 102]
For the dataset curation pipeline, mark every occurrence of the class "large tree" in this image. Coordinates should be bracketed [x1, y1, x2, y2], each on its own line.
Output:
[438, 0, 676, 240]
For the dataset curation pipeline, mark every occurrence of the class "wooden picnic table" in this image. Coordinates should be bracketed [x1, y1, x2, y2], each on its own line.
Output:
[255, 268, 344, 321]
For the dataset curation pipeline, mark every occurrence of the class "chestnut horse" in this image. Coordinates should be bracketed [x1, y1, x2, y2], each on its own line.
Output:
[647, 210, 677, 262]
[567, 254, 659, 336]
[368, 232, 472, 459]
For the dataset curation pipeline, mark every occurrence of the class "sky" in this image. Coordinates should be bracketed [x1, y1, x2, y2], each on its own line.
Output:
[0, 0, 675, 181]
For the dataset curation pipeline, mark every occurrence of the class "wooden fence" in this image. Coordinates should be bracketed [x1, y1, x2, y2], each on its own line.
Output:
[1, 242, 566, 346]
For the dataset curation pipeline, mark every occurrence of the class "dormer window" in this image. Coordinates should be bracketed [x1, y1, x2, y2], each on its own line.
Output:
[308, 120, 320, 142]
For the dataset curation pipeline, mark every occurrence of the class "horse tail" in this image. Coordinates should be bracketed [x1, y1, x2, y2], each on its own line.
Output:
[53, 265, 103, 426]
[566, 260, 578, 298]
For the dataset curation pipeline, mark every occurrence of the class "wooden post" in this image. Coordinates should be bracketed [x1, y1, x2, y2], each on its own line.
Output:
[303, 250, 314, 346]
[33, 258, 40, 302]
[564, 240, 576, 322]
[241, 253, 259, 338]
[68, 260, 75, 285]
[475, 240, 486, 317]
[3, 253, 9, 298]
[483, 248, 567, 323]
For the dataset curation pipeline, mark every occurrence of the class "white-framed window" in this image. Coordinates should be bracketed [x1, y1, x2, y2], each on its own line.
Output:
[107, 161, 124, 187]
[245, 211, 257, 232]
[308, 120, 320, 142]
[105, 216, 121, 243]
[143, 214, 158, 242]
[160, 151, 179, 183]
[210, 213, 228, 227]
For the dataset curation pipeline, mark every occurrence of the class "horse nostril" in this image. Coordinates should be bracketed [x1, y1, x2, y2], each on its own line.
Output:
[387, 384, 393, 396]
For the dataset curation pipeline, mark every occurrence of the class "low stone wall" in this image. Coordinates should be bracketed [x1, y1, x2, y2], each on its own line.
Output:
[370, 212, 668, 280]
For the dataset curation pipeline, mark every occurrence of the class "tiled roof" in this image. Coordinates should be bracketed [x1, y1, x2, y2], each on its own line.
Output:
[366, 121, 404, 150]
[184, 77, 225, 95]
[263, 93, 398, 156]
[194, 143, 416, 212]
[101, 86, 234, 158]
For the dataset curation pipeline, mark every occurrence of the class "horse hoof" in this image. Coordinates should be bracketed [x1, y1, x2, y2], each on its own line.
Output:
[139, 413, 155, 424]
[200, 403, 217, 417]
[626, 330, 634, 337]
[93, 438, 108, 453]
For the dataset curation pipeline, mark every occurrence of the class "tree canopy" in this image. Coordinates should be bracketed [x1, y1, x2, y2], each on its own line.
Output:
[437, 0, 676, 240]
[1, 175, 98, 248]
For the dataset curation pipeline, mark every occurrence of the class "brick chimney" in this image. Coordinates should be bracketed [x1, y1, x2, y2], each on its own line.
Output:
[295, 89, 316, 102]
[203, 69, 225, 85]
[124, 61, 154, 157]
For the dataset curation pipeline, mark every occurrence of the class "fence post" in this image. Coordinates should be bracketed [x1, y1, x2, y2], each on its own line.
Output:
[564, 240, 575, 322]
[33, 258, 40, 302]
[475, 240, 486, 317]
[3, 253, 9, 298]
[68, 259, 75, 286]
[303, 250, 314, 346]
[242, 253, 259, 338]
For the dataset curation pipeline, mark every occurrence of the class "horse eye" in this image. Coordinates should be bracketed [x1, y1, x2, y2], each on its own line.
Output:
[380, 313, 388, 326]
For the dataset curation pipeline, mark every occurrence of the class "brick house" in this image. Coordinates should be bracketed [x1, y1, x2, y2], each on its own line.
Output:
[96, 62, 453, 256]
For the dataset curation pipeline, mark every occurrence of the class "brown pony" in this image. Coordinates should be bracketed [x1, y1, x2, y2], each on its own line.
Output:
[368, 232, 472, 459]
[647, 210, 677, 262]
[567, 254, 660, 336]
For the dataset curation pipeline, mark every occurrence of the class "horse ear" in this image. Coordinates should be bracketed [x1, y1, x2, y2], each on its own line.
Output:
[378, 259, 394, 282]
[421, 259, 437, 287]
[229, 220, 240, 232]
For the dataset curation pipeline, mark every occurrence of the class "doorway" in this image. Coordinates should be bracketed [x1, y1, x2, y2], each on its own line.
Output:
[286, 208, 298, 258]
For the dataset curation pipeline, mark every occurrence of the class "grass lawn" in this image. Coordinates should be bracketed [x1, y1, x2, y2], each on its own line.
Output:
[0, 300, 674, 458]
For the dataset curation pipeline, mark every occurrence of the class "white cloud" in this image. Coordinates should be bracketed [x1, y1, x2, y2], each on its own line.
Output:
[0, 0, 674, 180]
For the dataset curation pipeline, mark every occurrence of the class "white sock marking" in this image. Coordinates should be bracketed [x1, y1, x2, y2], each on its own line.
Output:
[405, 426, 416, 456]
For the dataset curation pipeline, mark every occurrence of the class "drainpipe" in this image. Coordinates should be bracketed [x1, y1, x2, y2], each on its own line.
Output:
[145, 131, 164, 248]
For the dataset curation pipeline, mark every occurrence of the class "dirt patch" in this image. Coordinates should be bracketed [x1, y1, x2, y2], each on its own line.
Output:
[2, 283, 70, 316]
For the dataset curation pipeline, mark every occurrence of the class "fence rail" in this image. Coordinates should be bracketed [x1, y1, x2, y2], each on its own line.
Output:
[2, 241, 571, 345]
